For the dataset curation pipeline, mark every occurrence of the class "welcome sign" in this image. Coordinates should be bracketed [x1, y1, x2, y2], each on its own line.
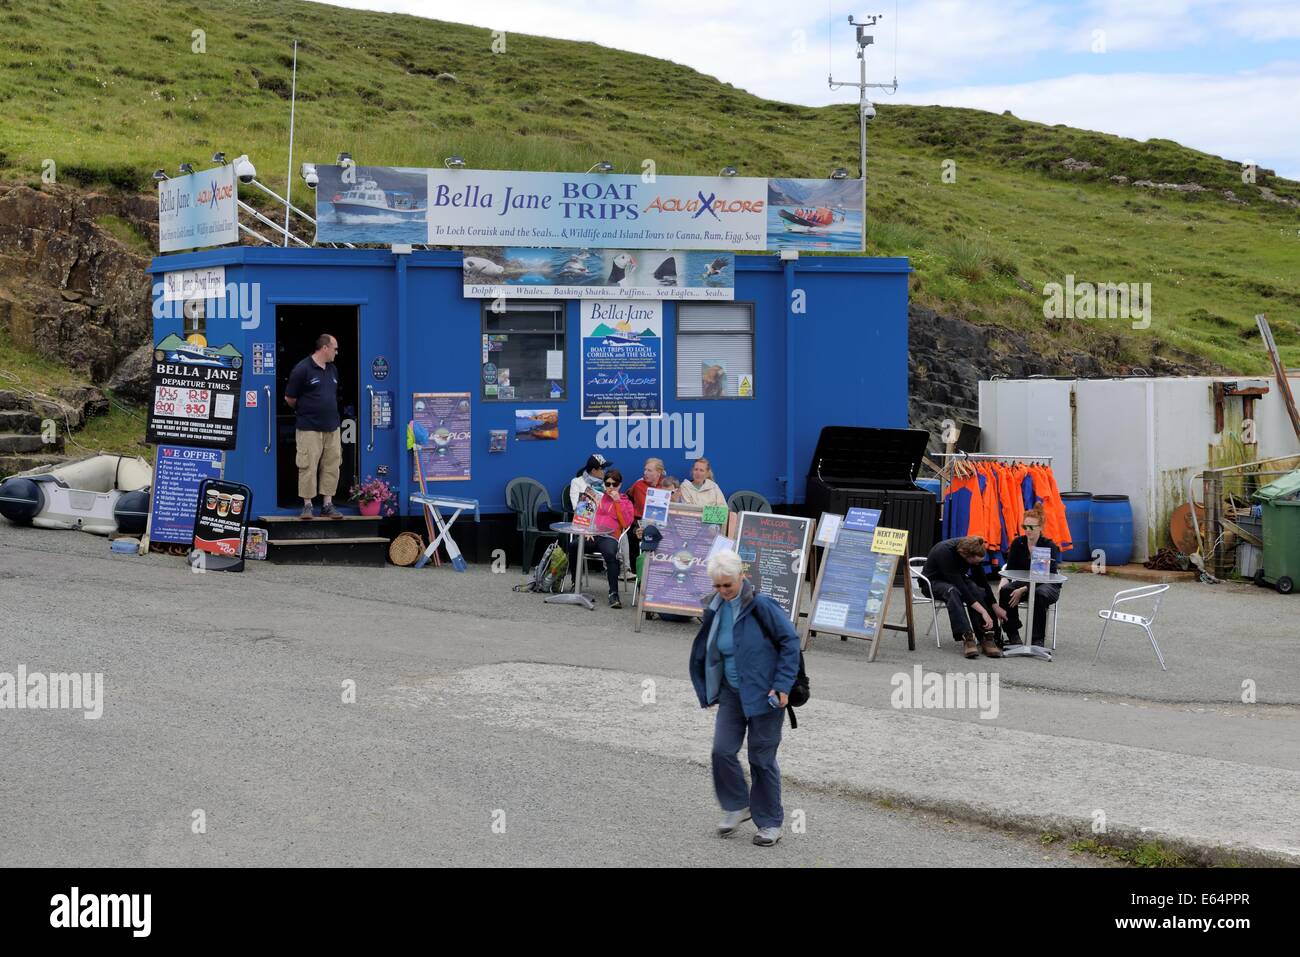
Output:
[314, 165, 864, 252]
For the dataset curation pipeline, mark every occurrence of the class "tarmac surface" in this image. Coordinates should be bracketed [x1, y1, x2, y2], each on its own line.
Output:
[1, 523, 1296, 866]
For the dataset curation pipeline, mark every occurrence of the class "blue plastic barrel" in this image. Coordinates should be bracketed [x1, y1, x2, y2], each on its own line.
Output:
[915, 478, 941, 499]
[1089, 494, 1134, 567]
[1061, 492, 1092, 561]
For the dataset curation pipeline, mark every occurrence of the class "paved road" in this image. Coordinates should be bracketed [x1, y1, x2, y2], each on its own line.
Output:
[2, 525, 1294, 865]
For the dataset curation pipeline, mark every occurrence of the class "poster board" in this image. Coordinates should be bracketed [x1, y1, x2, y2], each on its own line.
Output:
[189, 479, 252, 573]
[148, 445, 224, 547]
[145, 337, 243, 450]
[580, 300, 663, 418]
[734, 511, 814, 624]
[635, 503, 721, 632]
[413, 392, 471, 480]
[807, 521, 915, 660]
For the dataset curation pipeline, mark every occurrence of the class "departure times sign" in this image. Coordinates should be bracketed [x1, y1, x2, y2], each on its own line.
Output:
[145, 336, 243, 450]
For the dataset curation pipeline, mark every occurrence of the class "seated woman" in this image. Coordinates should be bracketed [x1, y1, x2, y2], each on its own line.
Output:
[567, 452, 610, 515]
[678, 458, 726, 506]
[565, 466, 634, 609]
[998, 504, 1062, 647]
[627, 457, 668, 580]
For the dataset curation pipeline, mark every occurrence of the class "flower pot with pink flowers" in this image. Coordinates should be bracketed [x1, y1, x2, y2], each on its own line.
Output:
[349, 476, 397, 517]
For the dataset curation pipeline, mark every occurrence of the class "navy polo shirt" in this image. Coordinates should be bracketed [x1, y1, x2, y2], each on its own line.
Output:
[285, 357, 341, 432]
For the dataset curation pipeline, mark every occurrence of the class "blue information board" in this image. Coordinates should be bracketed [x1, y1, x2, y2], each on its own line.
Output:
[149, 445, 224, 545]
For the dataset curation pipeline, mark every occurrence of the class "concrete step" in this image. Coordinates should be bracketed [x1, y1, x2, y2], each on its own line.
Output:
[0, 433, 63, 454]
[256, 514, 382, 541]
[266, 537, 389, 566]
[0, 409, 44, 435]
[0, 453, 71, 480]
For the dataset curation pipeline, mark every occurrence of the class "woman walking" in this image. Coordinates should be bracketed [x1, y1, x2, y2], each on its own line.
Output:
[689, 550, 801, 846]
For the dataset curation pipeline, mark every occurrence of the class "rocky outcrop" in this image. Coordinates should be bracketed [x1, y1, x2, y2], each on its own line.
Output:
[907, 304, 1213, 450]
[0, 182, 155, 384]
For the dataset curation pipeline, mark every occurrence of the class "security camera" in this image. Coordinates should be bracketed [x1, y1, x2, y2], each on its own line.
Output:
[862, 102, 877, 121]
[232, 154, 257, 184]
[300, 162, 318, 190]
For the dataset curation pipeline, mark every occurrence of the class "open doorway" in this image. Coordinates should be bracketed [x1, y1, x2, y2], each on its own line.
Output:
[275, 306, 360, 509]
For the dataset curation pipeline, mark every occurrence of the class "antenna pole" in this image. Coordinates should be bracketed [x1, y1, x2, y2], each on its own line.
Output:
[829, 13, 899, 250]
[284, 39, 298, 247]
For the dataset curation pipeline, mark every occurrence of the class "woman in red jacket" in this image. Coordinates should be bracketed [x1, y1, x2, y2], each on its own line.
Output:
[567, 467, 635, 608]
[626, 457, 667, 580]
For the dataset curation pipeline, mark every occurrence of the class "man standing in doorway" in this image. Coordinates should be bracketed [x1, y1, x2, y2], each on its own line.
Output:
[285, 334, 343, 519]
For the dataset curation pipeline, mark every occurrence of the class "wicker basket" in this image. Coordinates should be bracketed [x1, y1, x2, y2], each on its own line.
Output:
[388, 531, 425, 567]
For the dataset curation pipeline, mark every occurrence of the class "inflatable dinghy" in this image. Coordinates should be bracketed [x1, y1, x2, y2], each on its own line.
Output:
[0, 454, 152, 535]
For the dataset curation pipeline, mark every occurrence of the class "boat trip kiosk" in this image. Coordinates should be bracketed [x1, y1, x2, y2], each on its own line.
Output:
[147, 162, 911, 566]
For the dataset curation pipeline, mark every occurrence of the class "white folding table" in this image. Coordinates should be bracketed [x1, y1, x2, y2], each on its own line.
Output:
[409, 493, 480, 571]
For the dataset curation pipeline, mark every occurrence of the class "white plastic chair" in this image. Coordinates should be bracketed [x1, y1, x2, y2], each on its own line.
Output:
[1093, 583, 1169, 671]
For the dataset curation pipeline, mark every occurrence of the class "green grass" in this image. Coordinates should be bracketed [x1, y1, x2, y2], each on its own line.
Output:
[1069, 838, 1189, 867]
[95, 214, 153, 257]
[0, 0, 1297, 373]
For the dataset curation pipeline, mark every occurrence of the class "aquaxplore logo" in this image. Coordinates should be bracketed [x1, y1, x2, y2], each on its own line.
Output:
[0, 666, 103, 719]
[50, 888, 150, 937]
[890, 664, 1000, 720]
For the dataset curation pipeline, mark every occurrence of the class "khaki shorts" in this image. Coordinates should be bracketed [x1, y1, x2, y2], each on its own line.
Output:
[296, 429, 342, 499]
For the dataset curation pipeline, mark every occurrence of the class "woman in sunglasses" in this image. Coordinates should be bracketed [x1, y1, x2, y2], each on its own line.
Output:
[567, 467, 635, 608]
[998, 504, 1062, 647]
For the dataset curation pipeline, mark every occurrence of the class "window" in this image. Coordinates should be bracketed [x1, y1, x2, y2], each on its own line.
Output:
[676, 302, 754, 399]
[481, 302, 567, 402]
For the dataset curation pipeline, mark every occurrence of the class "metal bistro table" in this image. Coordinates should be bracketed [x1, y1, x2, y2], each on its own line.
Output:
[999, 567, 1068, 661]
[546, 521, 616, 611]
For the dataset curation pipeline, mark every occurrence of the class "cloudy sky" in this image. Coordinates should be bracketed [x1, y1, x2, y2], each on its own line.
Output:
[321, 0, 1300, 179]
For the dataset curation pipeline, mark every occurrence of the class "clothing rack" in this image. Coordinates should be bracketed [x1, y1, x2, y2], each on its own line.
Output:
[935, 453, 1053, 463]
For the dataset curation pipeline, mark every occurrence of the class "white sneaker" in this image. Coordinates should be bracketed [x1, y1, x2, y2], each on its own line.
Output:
[753, 827, 782, 847]
[717, 808, 751, 836]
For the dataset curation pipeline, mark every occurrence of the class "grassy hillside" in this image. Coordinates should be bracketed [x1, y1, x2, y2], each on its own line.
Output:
[1, 0, 1298, 372]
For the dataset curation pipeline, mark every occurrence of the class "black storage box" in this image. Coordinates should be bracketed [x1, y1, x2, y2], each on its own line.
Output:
[805, 426, 937, 580]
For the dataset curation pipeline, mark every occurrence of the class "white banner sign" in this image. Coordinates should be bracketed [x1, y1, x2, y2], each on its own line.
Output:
[162, 265, 227, 302]
[157, 166, 239, 253]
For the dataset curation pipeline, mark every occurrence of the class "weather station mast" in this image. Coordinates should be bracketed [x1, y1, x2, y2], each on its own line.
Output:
[829, 12, 898, 243]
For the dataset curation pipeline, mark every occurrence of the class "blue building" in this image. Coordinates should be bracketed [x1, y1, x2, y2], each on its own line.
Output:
[147, 247, 910, 562]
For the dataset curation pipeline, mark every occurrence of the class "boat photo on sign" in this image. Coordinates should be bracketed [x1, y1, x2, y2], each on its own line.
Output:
[314, 165, 429, 245]
[462, 246, 735, 300]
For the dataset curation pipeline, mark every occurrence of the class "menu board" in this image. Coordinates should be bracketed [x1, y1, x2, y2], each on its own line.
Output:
[808, 525, 899, 643]
[413, 392, 471, 481]
[734, 512, 814, 623]
[639, 503, 722, 620]
[145, 337, 243, 450]
[191, 479, 252, 572]
[149, 445, 224, 545]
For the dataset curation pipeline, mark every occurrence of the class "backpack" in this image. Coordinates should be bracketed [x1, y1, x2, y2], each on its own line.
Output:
[765, 630, 810, 728]
[515, 541, 569, 594]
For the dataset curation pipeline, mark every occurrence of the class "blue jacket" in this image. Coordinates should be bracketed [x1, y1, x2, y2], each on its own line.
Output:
[689, 579, 802, 718]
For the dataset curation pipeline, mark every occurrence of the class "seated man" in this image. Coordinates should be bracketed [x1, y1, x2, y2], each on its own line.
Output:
[998, 505, 1061, 647]
[921, 536, 1005, 659]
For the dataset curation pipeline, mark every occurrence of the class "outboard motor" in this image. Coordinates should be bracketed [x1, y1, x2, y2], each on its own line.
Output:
[0, 477, 43, 525]
[113, 489, 151, 536]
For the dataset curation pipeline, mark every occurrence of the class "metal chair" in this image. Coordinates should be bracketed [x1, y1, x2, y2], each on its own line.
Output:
[1093, 583, 1169, 671]
[908, 557, 944, 646]
[727, 490, 772, 514]
[505, 477, 557, 569]
[578, 524, 632, 598]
